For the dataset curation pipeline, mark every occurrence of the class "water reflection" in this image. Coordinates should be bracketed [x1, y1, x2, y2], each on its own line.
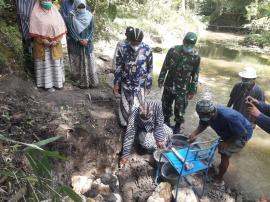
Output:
[150, 41, 270, 199]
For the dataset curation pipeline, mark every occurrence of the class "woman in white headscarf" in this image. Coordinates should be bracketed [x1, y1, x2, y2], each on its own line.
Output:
[66, 0, 98, 88]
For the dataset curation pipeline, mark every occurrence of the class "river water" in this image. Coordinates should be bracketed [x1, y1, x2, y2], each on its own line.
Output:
[149, 39, 270, 199]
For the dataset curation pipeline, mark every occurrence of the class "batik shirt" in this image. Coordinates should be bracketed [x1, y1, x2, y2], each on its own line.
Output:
[114, 42, 153, 95]
[158, 45, 200, 94]
[122, 102, 166, 159]
[112, 39, 127, 70]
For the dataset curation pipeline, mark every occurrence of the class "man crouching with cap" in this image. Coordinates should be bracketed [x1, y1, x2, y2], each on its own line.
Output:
[189, 99, 253, 185]
[119, 101, 173, 168]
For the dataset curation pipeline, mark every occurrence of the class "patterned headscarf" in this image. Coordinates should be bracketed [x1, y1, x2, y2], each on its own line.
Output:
[71, 0, 92, 34]
[29, 1, 67, 40]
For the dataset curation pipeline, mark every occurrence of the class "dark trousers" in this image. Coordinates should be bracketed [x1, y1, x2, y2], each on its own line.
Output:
[162, 89, 188, 124]
[22, 39, 34, 76]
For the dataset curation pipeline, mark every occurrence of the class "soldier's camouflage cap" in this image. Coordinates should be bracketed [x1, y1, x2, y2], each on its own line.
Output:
[184, 32, 197, 45]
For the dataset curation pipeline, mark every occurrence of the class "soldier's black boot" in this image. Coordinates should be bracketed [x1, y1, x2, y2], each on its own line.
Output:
[173, 122, 181, 134]
[164, 117, 171, 128]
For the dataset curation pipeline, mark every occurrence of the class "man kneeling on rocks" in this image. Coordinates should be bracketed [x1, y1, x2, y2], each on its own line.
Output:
[120, 101, 173, 168]
[189, 99, 253, 185]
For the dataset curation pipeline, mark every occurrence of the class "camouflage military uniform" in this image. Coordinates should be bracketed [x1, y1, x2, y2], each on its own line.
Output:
[158, 45, 200, 125]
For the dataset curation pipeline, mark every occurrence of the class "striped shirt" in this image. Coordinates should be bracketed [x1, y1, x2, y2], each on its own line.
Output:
[15, 0, 36, 40]
[122, 102, 166, 159]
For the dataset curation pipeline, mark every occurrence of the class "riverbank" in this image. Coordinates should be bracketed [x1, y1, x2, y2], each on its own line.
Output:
[2, 29, 268, 201]
[0, 46, 253, 201]
[1, 15, 269, 201]
[200, 31, 270, 54]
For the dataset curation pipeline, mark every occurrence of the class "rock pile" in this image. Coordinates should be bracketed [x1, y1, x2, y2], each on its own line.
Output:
[69, 173, 122, 202]
[147, 182, 172, 202]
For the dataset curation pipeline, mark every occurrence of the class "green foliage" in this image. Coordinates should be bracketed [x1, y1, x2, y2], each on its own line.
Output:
[0, 0, 4, 8]
[108, 3, 117, 21]
[242, 32, 270, 47]
[0, 134, 82, 201]
[198, 0, 260, 24]
[0, 0, 22, 70]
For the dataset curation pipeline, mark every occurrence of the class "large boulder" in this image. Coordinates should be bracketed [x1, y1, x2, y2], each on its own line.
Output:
[147, 182, 172, 202]
[71, 175, 93, 194]
[172, 187, 198, 202]
[103, 193, 122, 202]
[92, 178, 112, 197]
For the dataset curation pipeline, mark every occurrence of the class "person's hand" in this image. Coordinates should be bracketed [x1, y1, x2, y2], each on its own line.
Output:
[50, 40, 58, 47]
[119, 158, 128, 169]
[189, 133, 197, 143]
[42, 39, 51, 47]
[158, 81, 163, 88]
[259, 195, 269, 202]
[246, 96, 259, 106]
[188, 94, 194, 100]
[113, 84, 120, 96]
[79, 40, 87, 46]
[218, 141, 228, 152]
[83, 39, 88, 45]
[247, 102, 261, 118]
[79, 39, 88, 46]
[157, 142, 165, 150]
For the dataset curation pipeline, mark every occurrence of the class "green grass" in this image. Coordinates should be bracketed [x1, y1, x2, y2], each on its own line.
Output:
[0, 21, 23, 71]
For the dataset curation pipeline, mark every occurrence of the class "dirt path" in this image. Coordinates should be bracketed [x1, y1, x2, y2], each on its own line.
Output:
[0, 62, 125, 199]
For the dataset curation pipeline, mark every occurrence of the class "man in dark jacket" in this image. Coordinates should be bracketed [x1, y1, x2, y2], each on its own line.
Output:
[227, 66, 264, 126]
[246, 96, 270, 134]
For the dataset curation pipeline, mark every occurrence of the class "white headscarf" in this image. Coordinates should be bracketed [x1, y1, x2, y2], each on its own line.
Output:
[71, 0, 92, 34]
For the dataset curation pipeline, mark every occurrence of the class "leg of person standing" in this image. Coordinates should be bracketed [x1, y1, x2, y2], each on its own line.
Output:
[87, 52, 99, 88]
[173, 92, 188, 134]
[162, 89, 175, 127]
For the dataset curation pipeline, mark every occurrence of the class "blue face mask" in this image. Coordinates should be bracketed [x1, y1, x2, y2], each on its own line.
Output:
[41, 1, 53, 10]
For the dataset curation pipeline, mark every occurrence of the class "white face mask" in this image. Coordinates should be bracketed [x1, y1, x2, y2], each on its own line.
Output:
[131, 45, 139, 51]
[183, 44, 194, 53]
[200, 117, 211, 122]
[77, 8, 86, 14]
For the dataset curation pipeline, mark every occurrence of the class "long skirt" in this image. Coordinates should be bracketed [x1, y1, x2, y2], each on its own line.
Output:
[35, 48, 65, 89]
[138, 124, 173, 152]
[70, 48, 98, 88]
[119, 86, 145, 127]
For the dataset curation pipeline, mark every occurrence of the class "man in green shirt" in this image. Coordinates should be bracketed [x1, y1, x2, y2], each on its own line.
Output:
[158, 32, 200, 133]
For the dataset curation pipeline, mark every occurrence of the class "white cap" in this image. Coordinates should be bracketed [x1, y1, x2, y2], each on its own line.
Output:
[238, 66, 257, 79]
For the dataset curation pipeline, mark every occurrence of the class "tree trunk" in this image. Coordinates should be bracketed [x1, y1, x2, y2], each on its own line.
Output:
[182, 0, 186, 13]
